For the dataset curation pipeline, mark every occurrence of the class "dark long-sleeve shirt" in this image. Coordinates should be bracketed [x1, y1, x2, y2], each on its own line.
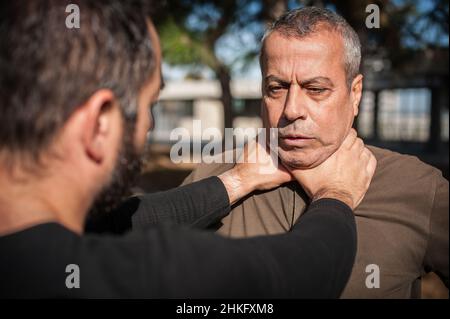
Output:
[0, 177, 356, 298]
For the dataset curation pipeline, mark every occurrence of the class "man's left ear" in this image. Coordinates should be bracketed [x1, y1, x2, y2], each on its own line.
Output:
[80, 89, 122, 164]
[350, 74, 363, 117]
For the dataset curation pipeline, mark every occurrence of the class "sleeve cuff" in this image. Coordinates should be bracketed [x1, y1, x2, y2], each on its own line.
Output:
[309, 198, 353, 216]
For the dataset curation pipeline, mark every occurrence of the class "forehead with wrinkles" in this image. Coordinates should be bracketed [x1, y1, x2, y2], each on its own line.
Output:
[261, 29, 347, 86]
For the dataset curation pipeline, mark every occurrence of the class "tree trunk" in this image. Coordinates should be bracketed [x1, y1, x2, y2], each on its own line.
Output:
[217, 65, 234, 129]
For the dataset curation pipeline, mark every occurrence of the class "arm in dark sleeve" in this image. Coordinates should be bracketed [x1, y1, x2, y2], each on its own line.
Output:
[85, 176, 230, 234]
[80, 198, 356, 298]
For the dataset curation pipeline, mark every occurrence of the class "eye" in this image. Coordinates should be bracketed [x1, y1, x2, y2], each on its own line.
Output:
[267, 85, 284, 96]
[307, 87, 328, 94]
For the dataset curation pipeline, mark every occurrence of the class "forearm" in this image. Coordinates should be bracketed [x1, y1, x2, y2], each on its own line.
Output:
[148, 198, 356, 298]
[83, 198, 355, 298]
[241, 198, 356, 298]
[132, 176, 231, 230]
[132, 168, 260, 229]
[85, 176, 231, 234]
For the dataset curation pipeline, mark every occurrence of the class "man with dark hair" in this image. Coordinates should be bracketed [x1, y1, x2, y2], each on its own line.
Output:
[0, 1, 377, 298]
[182, 7, 449, 298]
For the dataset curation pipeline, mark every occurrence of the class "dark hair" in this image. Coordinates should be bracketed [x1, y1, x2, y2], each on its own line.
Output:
[261, 7, 361, 88]
[0, 0, 155, 160]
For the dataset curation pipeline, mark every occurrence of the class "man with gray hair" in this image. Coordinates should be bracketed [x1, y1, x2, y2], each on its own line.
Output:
[181, 7, 449, 298]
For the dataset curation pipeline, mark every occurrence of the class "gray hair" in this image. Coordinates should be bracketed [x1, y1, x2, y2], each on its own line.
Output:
[261, 7, 361, 88]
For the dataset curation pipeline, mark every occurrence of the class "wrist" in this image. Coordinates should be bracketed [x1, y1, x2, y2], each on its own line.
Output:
[312, 188, 354, 210]
[233, 166, 260, 192]
[218, 168, 256, 205]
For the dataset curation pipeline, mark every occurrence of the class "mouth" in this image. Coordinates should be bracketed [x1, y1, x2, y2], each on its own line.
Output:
[279, 134, 315, 147]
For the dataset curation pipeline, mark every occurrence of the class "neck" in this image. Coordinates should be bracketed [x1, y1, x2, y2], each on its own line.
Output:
[0, 162, 91, 236]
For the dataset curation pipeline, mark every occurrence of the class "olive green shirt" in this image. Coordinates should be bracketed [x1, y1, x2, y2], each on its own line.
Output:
[182, 146, 449, 298]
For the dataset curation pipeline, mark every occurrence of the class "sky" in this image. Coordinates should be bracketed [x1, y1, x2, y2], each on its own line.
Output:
[162, 0, 448, 82]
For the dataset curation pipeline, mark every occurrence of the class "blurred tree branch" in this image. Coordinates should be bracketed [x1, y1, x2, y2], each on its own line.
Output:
[154, 0, 287, 129]
[152, 0, 448, 130]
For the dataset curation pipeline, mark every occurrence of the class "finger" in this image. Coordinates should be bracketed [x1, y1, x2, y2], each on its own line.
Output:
[239, 141, 252, 163]
[351, 137, 364, 154]
[367, 154, 377, 177]
[362, 147, 372, 157]
[342, 128, 357, 149]
[360, 147, 371, 161]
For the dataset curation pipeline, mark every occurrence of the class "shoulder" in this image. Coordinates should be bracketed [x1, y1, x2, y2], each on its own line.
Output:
[181, 150, 236, 185]
[368, 145, 443, 181]
[366, 145, 447, 215]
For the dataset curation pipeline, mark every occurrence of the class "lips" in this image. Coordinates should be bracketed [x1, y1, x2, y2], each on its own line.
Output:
[280, 134, 314, 147]
[281, 134, 313, 139]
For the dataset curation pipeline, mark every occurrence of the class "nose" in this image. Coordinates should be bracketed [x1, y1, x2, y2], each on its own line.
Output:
[282, 84, 307, 122]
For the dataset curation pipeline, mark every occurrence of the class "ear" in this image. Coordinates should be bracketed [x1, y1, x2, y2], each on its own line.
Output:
[78, 89, 122, 163]
[350, 74, 363, 117]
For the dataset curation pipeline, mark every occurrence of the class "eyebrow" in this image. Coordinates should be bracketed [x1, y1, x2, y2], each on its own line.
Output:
[300, 76, 334, 87]
[264, 75, 290, 86]
[265, 75, 334, 87]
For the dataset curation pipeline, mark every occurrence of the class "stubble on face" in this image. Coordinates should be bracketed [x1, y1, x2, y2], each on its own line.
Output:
[88, 117, 142, 217]
[261, 29, 356, 169]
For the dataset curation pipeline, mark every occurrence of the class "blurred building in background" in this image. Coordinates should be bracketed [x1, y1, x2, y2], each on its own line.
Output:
[148, 74, 449, 178]
[136, 0, 448, 299]
[141, 0, 449, 190]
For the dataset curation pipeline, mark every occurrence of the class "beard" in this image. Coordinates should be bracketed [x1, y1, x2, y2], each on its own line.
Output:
[88, 119, 143, 217]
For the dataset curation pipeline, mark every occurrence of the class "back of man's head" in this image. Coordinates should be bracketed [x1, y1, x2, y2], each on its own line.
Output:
[0, 0, 154, 163]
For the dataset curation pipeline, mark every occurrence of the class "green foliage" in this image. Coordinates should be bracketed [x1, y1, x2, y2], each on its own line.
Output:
[159, 17, 216, 68]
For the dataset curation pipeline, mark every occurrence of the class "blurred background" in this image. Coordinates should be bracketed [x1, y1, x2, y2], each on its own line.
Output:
[137, 0, 449, 196]
[135, 0, 448, 298]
